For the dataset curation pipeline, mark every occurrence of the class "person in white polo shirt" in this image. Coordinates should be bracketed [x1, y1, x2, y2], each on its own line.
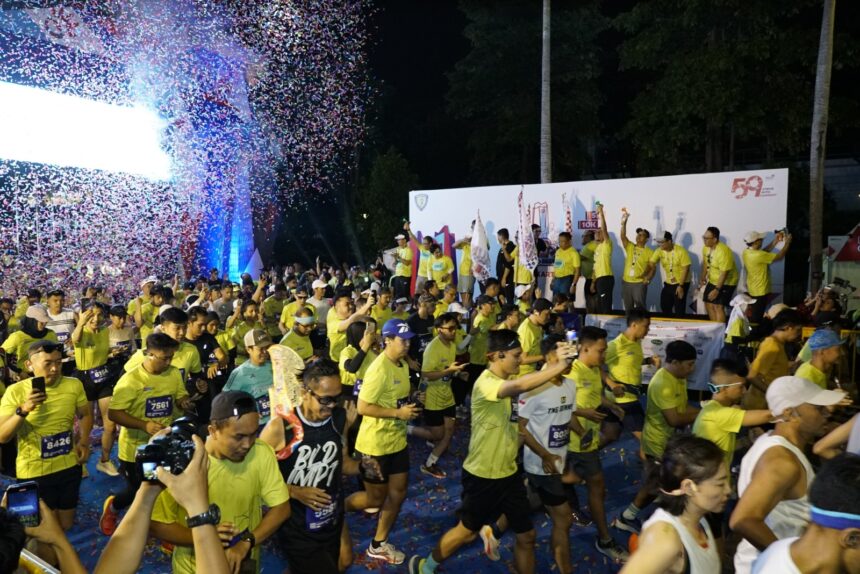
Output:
[730, 376, 846, 574]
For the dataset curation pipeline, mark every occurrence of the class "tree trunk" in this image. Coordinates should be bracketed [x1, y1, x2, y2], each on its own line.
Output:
[539, 0, 551, 183]
[809, 0, 836, 293]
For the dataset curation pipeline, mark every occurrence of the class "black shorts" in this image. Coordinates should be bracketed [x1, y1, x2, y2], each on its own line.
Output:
[423, 405, 456, 427]
[280, 530, 341, 574]
[565, 450, 602, 479]
[78, 367, 117, 401]
[602, 400, 645, 433]
[358, 448, 409, 484]
[28, 464, 82, 510]
[526, 472, 567, 507]
[459, 470, 533, 534]
[704, 283, 736, 307]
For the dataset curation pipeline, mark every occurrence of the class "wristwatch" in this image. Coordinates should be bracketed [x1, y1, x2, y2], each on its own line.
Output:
[238, 529, 256, 549]
[186, 504, 220, 528]
[15, 406, 29, 418]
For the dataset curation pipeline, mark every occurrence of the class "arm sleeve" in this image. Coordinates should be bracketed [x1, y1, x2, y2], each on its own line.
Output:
[344, 349, 367, 373]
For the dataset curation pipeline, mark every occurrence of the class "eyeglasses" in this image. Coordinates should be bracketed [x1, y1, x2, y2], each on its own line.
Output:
[304, 387, 341, 407]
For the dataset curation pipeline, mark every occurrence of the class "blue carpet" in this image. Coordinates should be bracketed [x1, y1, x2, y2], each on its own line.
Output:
[2, 424, 644, 573]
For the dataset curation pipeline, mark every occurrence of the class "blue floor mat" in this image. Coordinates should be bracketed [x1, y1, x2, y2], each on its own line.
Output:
[2, 425, 644, 573]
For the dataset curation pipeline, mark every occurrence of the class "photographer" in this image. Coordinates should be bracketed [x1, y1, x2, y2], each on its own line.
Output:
[150, 391, 290, 574]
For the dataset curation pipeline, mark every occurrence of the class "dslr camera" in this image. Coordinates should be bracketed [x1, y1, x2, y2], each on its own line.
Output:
[135, 415, 197, 482]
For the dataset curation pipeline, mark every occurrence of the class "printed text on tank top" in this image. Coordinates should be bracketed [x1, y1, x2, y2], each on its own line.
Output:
[286, 407, 341, 489]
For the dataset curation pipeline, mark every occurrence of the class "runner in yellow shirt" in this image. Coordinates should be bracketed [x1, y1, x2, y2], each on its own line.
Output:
[124, 308, 203, 387]
[551, 232, 581, 300]
[405, 221, 434, 294]
[428, 244, 455, 291]
[602, 309, 660, 447]
[346, 319, 421, 565]
[150, 391, 290, 574]
[646, 231, 692, 316]
[579, 230, 598, 312]
[590, 204, 614, 313]
[327, 290, 374, 361]
[407, 328, 577, 574]
[516, 298, 552, 376]
[1, 305, 58, 377]
[744, 309, 802, 409]
[101, 332, 193, 535]
[700, 226, 739, 323]
[339, 320, 379, 400]
[564, 327, 629, 561]
[0, 340, 91, 538]
[613, 340, 698, 534]
[392, 233, 414, 300]
[693, 359, 772, 471]
[261, 283, 289, 338]
[742, 229, 791, 325]
[619, 209, 653, 311]
[453, 221, 476, 309]
[133, 286, 166, 349]
[371, 288, 394, 326]
[228, 299, 265, 365]
[71, 304, 120, 477]
[277, 287, 315, 334]
[434, 284, 458, 318]
[279, 307, 319, 363]
[408, 313, 467, 479]
[795, 328, 843, 390]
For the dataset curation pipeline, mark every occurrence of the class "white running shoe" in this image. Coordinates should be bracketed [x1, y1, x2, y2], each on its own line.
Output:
[96, 460, 120, 477]
[479, 524, 501, 561]
[367, 540, 405, 564]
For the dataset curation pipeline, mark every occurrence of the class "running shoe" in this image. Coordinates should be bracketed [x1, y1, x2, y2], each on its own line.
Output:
[99, 495, 118, 536]
[408, 555, 425, 574]
[595, 538, 629, 563]
[420, 464, 447, 479]
[611, 514, 642, 534]
[479, 524, 501, 561]
[570, 508, 593, 527]
[96, 460, 120, 477]
[367, 540, 405, 564]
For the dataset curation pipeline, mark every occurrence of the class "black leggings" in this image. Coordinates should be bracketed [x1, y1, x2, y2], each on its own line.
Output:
[114, 460, 143, 510]
[595, 276, 615, 313]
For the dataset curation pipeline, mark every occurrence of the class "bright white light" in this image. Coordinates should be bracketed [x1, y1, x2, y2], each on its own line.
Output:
[0, 81, 171, 180]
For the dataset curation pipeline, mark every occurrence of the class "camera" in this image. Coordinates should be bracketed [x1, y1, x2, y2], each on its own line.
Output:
[135, 415, 197, 482]
[773, 227, 788, 235]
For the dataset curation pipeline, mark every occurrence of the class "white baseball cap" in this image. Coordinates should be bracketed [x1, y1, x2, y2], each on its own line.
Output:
[394, 233, 407, 241]
[139, 275, 158, 288]
[311, 279, 328, 290]
[447, 302, 469, 316]
[514, 284, 531, 298]
[766, 376, 846, 417]
[744, 231, 766, 245]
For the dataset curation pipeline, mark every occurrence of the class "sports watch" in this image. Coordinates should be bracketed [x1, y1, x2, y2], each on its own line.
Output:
[186, 504, 220, 528]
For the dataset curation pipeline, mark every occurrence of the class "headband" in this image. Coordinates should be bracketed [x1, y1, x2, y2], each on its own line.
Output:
[295, 316, 316, 325]
[810, 506, 860, 530]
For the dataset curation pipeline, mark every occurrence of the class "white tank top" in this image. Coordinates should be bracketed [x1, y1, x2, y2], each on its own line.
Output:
[641, 507, 720, 574]
[751, 537, 801, 574]
[734, 433, 813, 574]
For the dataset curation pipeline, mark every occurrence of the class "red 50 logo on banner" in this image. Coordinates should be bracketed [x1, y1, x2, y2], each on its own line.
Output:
[731, 175, 776, 199]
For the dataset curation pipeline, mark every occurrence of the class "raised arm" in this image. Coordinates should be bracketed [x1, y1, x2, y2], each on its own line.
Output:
[620, 210, 630, 249]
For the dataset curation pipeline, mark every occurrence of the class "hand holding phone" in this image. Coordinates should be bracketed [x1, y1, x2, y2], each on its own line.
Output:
[5, 481, 41, 527]
[31, 376, 46, 394]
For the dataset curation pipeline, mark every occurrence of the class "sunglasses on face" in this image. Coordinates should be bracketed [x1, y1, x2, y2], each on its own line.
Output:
[305, 387, 341, 407]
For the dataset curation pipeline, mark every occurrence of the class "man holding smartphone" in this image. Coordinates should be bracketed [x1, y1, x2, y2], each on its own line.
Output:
[0, 340, 92, 562]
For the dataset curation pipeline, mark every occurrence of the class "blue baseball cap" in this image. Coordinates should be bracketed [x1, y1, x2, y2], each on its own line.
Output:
[381, 319, 415, 339]
[808, 329, 844, 351]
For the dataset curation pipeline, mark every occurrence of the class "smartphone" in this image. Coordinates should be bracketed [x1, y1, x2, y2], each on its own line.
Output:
[31, 376, 46, 394]
[364, 321, 375, 336]
[5, 481, 40, 527]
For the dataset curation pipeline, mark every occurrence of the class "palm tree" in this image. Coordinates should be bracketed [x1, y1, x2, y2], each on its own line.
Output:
[809, 0, 836, 292]
[539, 0, 551, 184]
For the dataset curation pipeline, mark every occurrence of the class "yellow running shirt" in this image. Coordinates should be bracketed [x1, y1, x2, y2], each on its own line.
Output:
[430, 255, 455, 289]
[74, 328, 110, 371]
[1, 330, 58, 372]
[553, 247, 581, 278]
[649, 244, 692, 285]
[151, 440, 289, 574]
[338, 345, 378, 390]
[567, 359, 603, 453]
[593, 241, 613, 279]
[642, 368, 688, 457]
[124, 342, 201, 383]
[458, 243, 472, 276]
[462, 369, 518, 479]
[604, 333, 643, 404]
[355, 353, 410, 456]
[703, 242, 739, 286]
[622, 244, 653, 283]
[516, 319, 543, 376]
[422, 337, 456, 411]
[742, 248, 778, 297]
[326, 312, 348, 361]
[794, 361, 828, 389]
[692, 400, 745, 471]
[468, 313, 494, 367]
[110, 364, 188, 462]
[280, 330, 314, 362]
[0, 376, 87, 479]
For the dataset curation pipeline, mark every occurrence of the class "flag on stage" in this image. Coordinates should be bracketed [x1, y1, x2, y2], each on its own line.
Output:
[565, 191, 573, 234]
[517, 187, 538, 271]
[471, 211, 491, 282]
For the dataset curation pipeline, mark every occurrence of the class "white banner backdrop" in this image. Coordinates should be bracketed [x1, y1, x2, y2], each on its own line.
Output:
[585, 314, 726, 391]
[408, 169, 789, 312]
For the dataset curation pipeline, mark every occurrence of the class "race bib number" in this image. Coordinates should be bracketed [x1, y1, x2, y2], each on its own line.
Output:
[548, 424, 570, 448]
[89, 365, 110, 385]
[41, 431, 72, 459]
[305, 500, 338, 531]
[145, 396, 173, 418]
[353, 379, 363, 397]
[256, 395, 271, 419]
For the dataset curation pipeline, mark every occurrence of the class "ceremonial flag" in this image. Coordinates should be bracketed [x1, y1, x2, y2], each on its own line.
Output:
[517, 187, 539, 270]
[471, 211, 491, 282]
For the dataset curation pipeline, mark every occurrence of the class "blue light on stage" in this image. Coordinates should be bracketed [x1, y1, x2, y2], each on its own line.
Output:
[0, 81, 171, 180]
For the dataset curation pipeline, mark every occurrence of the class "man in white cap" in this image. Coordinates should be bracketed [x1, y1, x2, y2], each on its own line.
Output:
[730, 375, 846, 574]
[645, 231, 692, 316]
[742, 229, 791, 326]
[308, 278, 332, 338]
[392, 232, 414, 300]
[127, 275, 157, 318]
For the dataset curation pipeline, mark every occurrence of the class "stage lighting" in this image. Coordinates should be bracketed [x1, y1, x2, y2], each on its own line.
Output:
[0, 81, 171, 180]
